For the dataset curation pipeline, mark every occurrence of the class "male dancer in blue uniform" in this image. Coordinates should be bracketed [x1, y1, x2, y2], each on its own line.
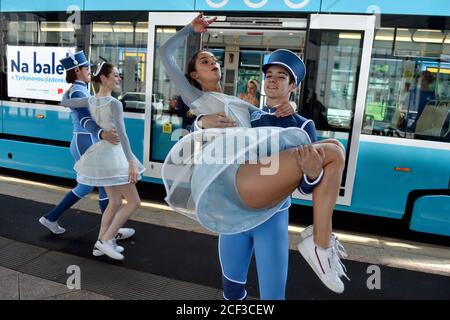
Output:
[198, 49, 347, 299]
[38, 51, 135, 244]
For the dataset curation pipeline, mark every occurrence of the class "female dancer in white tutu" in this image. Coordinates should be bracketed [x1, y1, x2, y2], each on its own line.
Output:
[161, 14, 344, 234]
[61, 62, 145, 260]
[160, 14, 348, 295]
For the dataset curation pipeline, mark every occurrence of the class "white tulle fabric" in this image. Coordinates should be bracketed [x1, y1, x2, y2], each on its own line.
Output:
[74, 96, 145, 186]
[162, 93, 311, 234]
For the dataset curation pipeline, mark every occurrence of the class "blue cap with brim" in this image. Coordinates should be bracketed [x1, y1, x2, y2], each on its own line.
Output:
[262, 49, 306, 87]
[59, 51, 94, 71]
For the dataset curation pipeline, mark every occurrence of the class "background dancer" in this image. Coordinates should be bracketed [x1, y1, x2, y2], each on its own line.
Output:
[39, 51, 135, 243]
[59, 61, 144, 260]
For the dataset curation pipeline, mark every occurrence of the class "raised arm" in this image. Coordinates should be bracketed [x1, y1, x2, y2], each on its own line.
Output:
[159, 24, 203, 106]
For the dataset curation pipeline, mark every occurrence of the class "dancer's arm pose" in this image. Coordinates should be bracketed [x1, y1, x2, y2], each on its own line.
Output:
[61, 97, 139, 183]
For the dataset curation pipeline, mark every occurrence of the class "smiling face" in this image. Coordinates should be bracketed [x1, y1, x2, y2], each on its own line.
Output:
[100, 67, 121, 91]
[189, 51, 221, 89]
[75, 66, 91, 83]
[247, 81, 257, 96]
[264, 65, 295, 100]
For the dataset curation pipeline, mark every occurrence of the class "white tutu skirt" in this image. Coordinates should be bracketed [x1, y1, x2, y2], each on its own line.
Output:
[162, 126, 311, 234]
[74, 140, 145, 187]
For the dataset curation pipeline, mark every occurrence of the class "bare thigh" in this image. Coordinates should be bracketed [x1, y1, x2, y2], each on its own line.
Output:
[236, 148, 303, 209]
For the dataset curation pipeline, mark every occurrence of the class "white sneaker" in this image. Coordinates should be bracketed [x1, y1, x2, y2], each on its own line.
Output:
[38, 217, 66, 235]
[92, 240, 124, 257]
[115, 228, 135, 240]
[297, 235, 344, 293]
[299, 225, 314, 240]
[300, 225, 350, 281]
[330, 234, 350, 281]
[94, 240, 124, 260]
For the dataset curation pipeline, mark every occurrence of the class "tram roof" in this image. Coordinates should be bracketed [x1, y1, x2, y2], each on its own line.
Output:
[1, 0, 449, 17]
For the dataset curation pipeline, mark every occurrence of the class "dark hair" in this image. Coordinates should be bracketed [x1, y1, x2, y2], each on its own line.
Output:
[65, 69, 78, 83]
[288, 73, 295, 85]
[92, 62, 114, 84]
[264, 64, 296, 85]
[417, 70, 435, 84]
[186, 50, 208, 90]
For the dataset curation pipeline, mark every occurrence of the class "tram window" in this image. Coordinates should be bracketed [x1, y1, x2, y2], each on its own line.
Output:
[363, 26, 450, 143]
[7, 21, 76, 45]
[7, 21, 39, 44]
[91, 21, 148, 113]
[301, 30, 362, 131]
[3, 15, 77, 104]
[150, 27, 200, 162]
[237, 51, 262, 107]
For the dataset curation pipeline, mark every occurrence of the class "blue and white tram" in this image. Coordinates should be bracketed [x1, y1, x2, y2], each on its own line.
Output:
[0, 0, 449, 236]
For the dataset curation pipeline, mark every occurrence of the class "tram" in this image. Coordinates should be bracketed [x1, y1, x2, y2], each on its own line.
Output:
[0, 0, 449, 236]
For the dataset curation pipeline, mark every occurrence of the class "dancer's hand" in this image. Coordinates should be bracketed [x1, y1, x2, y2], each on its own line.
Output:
[191, 12, 217, 33]
[274, 101, 297, 117]
[101, 129, 120, 145]
[296, 145, 325, 180]
[198, 112, 236, 128]
[128, 160, 139, 184]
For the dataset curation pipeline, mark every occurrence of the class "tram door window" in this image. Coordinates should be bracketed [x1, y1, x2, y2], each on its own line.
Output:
[203, 28, 306, 108]
[150, 27, 200, 162]
[301, 30, 363, 132]
[300, 29, 364, 194]
[90, 21, 148, 113]
[237, 51, 262, 107]
[363, 27, 450, 143]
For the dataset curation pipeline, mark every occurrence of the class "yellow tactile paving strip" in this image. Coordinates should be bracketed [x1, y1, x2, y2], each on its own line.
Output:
[0, 174, 449, 277]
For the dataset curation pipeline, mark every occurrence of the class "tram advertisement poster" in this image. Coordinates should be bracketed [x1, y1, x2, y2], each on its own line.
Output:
[7, 45, 75, 101]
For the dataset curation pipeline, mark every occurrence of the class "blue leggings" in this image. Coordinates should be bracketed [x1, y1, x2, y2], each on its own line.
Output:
[219, 209, 289, 300]
[45, 133, 108, 221]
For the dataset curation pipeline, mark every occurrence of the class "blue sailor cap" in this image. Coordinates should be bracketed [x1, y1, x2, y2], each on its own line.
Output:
[262, 49, 306, 87]
[59, 50, 94, 71]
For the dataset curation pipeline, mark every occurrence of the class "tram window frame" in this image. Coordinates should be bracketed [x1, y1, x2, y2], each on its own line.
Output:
[85, 11, 149, 114]
[363, 15, 450, 143]
[1, 12, 84, 105]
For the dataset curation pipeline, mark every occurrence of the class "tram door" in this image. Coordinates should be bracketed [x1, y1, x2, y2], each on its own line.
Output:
[143, 12, 199, 178]
[296, 14, 375, 205]
[143, 12, 307, 178]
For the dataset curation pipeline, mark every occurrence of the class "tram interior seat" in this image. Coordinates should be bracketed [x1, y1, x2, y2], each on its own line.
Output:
[414, 100, 450, 140]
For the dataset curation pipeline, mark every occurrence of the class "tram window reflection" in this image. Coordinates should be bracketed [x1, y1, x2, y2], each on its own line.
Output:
[90, 21, 148, 113]
[363, 26, 450, 143]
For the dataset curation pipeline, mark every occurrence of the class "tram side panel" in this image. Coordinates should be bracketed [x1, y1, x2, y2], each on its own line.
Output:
[0, 104, 144, 178]
[336, 138, 450, 236]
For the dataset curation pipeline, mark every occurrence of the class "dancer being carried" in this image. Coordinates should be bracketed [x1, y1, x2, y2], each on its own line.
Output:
[161, 13, 348, 294]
